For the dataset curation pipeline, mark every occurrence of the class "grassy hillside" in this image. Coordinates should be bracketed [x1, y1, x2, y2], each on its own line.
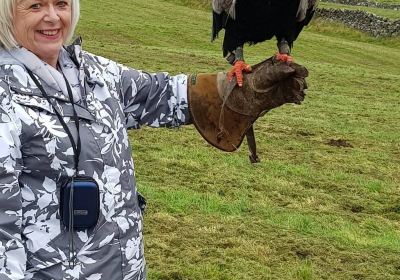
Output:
[76, 0, 400, 279]
[166, 0, 400, 7]
[166, 0, 400, 20]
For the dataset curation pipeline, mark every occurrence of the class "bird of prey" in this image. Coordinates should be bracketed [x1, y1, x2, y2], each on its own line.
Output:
[212, 0, 318, 86]
[211, 0, 316, 163]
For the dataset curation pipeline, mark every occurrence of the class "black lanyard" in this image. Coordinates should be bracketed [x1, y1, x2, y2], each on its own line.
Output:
[26, 69, 81, 173]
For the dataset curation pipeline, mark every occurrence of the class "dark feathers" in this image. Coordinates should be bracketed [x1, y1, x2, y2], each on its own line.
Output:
[212, 0, 318, 57]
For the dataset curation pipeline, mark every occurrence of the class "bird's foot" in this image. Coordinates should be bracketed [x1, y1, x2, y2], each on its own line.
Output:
[227, 60, 252, 87]
[275, 53, 293, 64]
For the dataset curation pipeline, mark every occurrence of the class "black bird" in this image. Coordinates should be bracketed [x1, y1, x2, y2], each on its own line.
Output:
[212, 0, 316, 163]
[212, 0, 318, 85]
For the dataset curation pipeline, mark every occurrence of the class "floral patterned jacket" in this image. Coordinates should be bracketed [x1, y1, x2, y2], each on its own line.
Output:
[0, 40, 190, 280]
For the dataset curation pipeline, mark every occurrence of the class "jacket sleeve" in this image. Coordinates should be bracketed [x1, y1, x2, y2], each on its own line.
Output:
[118, 64, 191, 129]
[0, 82, 26, 280]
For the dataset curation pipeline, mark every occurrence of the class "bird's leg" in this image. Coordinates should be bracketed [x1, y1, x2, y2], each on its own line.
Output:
[225, 47, 258, 163]
[233, 45, 245, 62]
[227, 46, 252, 87]
[276, 39, 293, 63]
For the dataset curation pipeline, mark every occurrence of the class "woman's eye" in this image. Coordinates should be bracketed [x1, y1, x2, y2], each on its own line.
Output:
[30, 3, 41, 9]
[57, 1, 68, 8]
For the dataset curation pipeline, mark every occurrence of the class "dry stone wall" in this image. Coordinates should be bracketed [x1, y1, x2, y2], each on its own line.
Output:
[316, 8, 400, 37]
[321, 0, 400, 9]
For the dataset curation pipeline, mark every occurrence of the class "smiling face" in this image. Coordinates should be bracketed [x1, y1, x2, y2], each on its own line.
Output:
[13, 0, 72, 68]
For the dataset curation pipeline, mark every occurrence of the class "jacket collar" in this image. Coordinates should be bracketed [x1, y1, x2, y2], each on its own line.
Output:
[3, 39, 114, 129]
[5, 39, 83, 103]
[64, 37, 83, 69]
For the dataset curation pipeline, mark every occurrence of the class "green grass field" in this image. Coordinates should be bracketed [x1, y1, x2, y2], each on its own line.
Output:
[76, 1, 400, 279]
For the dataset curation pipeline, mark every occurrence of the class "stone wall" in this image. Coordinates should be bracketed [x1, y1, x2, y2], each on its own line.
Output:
[321, 0, 400, 9]
[316, 8, 400, 37]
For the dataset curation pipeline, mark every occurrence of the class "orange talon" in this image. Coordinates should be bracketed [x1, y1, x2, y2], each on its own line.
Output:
[227, 60, 252, 87]
[275, 53, 293, 64]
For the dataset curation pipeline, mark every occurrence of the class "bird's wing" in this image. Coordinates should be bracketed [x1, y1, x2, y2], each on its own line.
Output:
[212, 0, 237, 19]
[211, 0, 237, 41]
[296, 0, 319, 22]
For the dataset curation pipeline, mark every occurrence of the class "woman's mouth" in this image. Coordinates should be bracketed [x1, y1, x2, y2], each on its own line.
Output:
[37, 29, 61, 38]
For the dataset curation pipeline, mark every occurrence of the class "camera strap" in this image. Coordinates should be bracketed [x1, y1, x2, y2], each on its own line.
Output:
[27, 68, 81, 268]
[26, 69, 81, 172]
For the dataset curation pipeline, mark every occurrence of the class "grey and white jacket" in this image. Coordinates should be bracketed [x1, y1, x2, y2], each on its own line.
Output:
[0, 39, 190, 280]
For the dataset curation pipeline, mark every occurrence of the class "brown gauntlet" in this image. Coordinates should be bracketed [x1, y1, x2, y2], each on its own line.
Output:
[188, 57, 308, 160]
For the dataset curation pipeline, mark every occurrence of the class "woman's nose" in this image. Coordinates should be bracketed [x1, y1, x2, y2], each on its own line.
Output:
[44, 5, 60, 22]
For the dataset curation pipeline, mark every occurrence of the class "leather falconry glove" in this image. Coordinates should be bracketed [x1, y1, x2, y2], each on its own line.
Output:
[188, 57, 308, 160]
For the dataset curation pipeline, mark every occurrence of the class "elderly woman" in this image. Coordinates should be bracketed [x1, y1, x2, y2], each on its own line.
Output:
[0, 0, 307, 279]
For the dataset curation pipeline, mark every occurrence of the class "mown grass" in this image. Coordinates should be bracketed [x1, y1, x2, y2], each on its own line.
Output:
[76, 0, 400, 279]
